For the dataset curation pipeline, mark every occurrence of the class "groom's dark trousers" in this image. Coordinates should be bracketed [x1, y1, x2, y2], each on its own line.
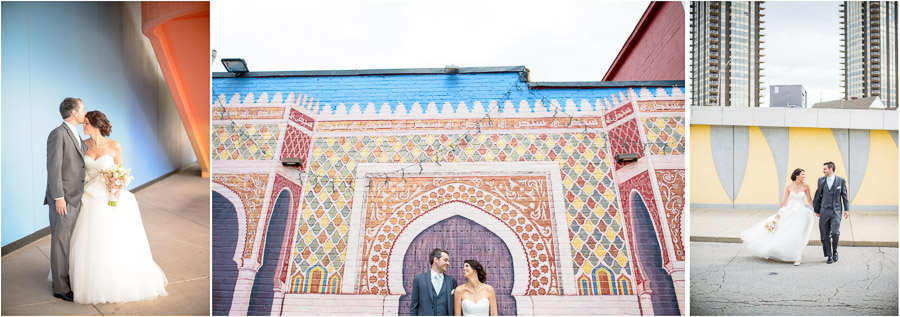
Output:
[410, 271, 457, 316]
[44, 123, 86, 294]
[812, 175, 849, 258]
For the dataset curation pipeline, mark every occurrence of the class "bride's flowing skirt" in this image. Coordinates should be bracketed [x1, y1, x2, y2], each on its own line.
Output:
[69, 178, 168, 304]
[740, 202, 815, 262]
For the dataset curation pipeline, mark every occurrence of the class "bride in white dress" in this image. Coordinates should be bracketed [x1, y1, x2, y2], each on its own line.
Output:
[454, 260, 497, 316]
[68, 110, 168, 304]
[741, 168, 815, 266]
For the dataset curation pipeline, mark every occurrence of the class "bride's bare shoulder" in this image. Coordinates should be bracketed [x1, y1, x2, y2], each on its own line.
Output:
[109, 140, 121, 150]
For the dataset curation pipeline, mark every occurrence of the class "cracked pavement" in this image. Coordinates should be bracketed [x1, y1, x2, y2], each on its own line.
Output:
[691, 242, 898, 316]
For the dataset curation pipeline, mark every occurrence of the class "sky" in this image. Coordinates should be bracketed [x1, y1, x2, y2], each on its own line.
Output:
[760, 1, 842, 107]
[211, 1, 654, 82]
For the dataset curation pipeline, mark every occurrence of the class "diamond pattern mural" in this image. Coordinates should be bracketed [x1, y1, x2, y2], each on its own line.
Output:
[642, 117, 685, 155]
[213, 123, 281, 160]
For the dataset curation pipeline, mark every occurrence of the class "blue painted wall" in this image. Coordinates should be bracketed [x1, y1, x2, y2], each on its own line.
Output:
[1, 2, 196, 246]
[213, 73, 679, 114]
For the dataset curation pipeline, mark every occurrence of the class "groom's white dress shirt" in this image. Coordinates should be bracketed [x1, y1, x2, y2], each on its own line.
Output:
[431, 269, 443, 294]
[827, 174, 835, 189]
[55, 121, 81, 201]
[63, 121, 81, 150]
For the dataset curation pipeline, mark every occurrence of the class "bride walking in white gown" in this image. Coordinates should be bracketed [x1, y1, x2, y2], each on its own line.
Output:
[741, 168, 815, 266]
[69, 110, 168, 304]
[454, 260, 497, 316]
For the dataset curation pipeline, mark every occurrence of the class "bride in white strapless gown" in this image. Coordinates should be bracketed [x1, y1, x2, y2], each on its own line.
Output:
[454, 260, 497, 316]
[461, 298, 490, 316]
[741, 168, 815, 265]
[68, 111, 168, 304]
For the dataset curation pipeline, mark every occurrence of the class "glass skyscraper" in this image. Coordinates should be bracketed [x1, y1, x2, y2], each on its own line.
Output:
[841, 1, 898, 109]
[690, 1, 765, 107]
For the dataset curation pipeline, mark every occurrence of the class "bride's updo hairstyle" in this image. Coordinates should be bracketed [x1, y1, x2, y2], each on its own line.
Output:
[464, 260, 487, 283]
[85, 110, 112, 137]
[791, 168, 804, 181]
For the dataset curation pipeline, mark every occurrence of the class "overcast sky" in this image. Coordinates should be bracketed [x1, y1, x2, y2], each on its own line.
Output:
[761, 1, 842, 107]
[211, 1, 654, 82]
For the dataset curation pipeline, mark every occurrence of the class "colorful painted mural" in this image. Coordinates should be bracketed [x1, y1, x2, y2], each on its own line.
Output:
[211, 68, 685, 315]
[691, 124, 899, 210]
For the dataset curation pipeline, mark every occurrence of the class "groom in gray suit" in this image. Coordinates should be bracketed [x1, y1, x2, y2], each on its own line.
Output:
[43, 97, 87, 302]
[410, 248, 457, 316]
[812, 161, 850, 264]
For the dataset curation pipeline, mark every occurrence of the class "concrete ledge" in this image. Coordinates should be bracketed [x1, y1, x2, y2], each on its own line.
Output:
[691, 208, 898, 248]
[690, 236, 899, 247]
[691, 203, 899, 211]
[691, 106, 898, 130]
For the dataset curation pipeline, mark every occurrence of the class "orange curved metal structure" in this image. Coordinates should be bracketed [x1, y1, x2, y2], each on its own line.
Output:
[141, 2, 210, 177]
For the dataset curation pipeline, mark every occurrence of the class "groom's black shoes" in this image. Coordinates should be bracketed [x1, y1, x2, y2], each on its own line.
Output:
[833, 252, 839, 262]
[53, 292, 74, 302]
[826, 256, 834, 264]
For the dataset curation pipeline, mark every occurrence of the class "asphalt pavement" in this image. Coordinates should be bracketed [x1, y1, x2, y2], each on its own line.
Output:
[690, 242, 898, 316]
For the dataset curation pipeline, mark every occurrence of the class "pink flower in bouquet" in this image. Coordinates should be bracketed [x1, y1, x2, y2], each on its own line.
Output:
[764, 219, 777, 233]
[99, 164, 134, 207]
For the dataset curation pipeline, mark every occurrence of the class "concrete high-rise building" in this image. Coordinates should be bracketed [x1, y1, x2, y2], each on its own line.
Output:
[770, 85, 807, 108]
[690, 1, 766, 107]
[841, 1, 898, 109]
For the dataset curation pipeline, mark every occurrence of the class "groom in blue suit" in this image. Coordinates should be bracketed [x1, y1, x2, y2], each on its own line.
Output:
[410, 248, 457, 316]
[813, 161, 850, 264]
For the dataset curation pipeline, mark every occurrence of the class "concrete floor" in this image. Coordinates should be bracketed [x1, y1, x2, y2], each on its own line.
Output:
[1, 165, 210, 316]
[691, 208, 898, 246]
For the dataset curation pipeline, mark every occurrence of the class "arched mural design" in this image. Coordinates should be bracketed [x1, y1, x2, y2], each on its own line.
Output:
[617, 275, 632, 295]
[592, 267, 616, 295]
[630, 192, 679, 316]
[357, 177, 561, 297]
[304, 265, 327, 293]
[212, 191, 240, 315]
[248, 190, 291, 315]
[398, 215, 517, 316]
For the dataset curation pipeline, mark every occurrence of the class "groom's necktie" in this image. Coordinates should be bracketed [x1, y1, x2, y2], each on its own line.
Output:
[433, 273, 443, 294]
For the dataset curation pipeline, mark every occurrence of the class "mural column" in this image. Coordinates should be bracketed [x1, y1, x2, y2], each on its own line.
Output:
[234, 174, 277, 315]
[634, 96, 686, 314]
[232, 263, 262, 315]
[604, 92, 684, 316]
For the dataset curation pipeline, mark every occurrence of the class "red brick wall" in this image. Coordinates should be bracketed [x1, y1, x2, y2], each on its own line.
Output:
[603, 2, 685, 81]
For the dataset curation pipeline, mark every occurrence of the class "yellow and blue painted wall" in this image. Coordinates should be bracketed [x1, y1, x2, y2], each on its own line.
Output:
[691, 108, 898, 210]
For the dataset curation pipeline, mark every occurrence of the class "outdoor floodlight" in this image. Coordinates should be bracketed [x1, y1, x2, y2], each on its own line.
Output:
[222, 58, 249, 75]
[615, 153, 640, 163]
[445, 65, 459, 74]
[281, 157, 303, 167]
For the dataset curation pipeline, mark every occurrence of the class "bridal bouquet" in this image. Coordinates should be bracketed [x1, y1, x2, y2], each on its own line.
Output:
[764, 219, 778, 233]
[99, 164, 134, 207]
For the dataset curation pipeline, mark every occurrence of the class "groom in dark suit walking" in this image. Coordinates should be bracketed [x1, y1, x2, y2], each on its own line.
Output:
[812, 161, 850, 264]
[410, 248, 457, 316]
